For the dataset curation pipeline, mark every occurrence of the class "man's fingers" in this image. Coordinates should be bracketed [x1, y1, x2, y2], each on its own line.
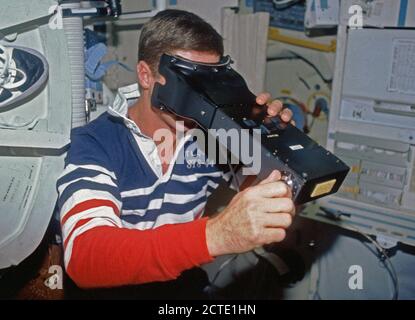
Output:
[258, 170, 281, 185]
[256, 92, 271, 105]
[255, 93, 289, 122]
[266, 100, 284, 116]
[246, 181, 289, 199]
[280, 108, 293, 123]
[261, 212, 293, 228]
[262, 228, 286, 244]
[258, 198, 295, 215]
[284, 184, 293, 199]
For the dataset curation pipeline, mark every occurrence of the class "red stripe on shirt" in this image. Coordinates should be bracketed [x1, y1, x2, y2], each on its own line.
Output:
[61, 199, 120, 225]
[64, 217, 95, 249]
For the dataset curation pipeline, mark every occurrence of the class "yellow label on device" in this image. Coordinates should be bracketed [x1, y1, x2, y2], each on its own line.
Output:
[311, 179, 337, 198]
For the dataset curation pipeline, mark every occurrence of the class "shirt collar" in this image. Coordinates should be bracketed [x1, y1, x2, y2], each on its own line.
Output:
[108, 83, 195, 145]
[108, 83, 149, 138]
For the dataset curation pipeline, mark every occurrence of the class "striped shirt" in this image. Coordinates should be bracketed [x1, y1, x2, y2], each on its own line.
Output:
[56, 83, 230, 288]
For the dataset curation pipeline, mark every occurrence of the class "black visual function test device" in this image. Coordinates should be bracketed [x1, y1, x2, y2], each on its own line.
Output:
[152, 54, 350, 204]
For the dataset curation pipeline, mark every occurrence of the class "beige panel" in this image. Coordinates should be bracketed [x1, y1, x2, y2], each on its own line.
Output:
[222, 9, 270, 94]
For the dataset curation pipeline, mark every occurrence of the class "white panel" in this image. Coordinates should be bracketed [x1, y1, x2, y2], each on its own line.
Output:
[339, 98, 415, 130]
[222, 9, 269, 94]
[0, 1, 71, 267]
[343, 29, 415, 105]
[314, 2, 415, 246]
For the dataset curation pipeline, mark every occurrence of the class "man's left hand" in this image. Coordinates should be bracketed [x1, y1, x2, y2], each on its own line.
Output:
[256, 93, 294, 125]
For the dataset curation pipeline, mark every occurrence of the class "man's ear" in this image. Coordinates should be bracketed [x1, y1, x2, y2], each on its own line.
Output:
[137, 60, 153, 90]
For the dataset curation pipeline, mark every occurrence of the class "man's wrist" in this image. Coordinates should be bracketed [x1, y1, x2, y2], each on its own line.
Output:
[206, 215, 226, 257]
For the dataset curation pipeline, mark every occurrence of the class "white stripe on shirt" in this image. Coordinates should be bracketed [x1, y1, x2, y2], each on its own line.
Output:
[163, 180, 218, 204]
[62, 206, 123, 240]
[121, 180, 218, 216]
[60, 189, 122, 221]
[121, 171, 222, 198]
[170, 171, 224, 183]
[60, 163, 117, 181]
[58, 173, 117, 195]
[122, 201, 206, 231]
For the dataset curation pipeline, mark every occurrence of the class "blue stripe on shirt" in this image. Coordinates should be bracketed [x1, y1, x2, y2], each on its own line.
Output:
[121, 197, 207, 224]
[57, 167, 117, 189]
[58, 179, 121, 209]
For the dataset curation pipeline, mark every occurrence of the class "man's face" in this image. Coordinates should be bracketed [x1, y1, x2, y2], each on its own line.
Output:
[153, 50, 221, 132]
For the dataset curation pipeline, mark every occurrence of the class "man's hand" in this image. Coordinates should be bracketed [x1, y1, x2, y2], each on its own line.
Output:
[256, 92, 294, 125]
[206, 170, 295, 257]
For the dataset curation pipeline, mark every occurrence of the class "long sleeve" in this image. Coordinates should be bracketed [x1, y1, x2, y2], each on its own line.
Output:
[57, 129, 213, 288]
[66, 218, 212, 288]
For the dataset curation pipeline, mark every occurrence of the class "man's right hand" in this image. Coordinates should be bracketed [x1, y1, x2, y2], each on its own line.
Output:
[206, 170, 296, 257]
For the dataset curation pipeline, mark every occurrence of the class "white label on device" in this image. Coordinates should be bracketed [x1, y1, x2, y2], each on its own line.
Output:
[289, 145, 304, 151]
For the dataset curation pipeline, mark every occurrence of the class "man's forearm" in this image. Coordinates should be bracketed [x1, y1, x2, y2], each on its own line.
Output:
[66, 218, 213, 288]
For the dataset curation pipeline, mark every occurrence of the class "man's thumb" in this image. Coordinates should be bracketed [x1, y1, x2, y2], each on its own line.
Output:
[259, 170, 281, 185]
